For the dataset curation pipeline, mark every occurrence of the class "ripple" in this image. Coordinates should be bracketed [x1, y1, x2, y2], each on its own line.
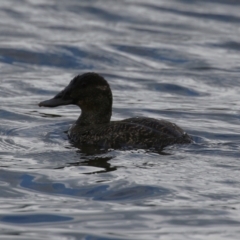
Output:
[95, 185, 170, 202]
[147, 83, 204, 96]
[141, 3, 240, 23]
[0, 136, 30, 152]
[1, 214, 72, 224]
[0, 47, 81, 69]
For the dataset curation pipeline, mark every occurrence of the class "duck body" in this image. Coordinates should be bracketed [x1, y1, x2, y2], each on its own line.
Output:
[69, 117, 191, 150]
[39, 73, 192, 151]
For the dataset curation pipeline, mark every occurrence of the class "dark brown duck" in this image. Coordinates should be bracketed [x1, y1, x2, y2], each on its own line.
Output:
[39, 72, 192, 150]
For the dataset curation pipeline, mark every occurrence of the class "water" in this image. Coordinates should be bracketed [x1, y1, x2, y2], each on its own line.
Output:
[0, 0, 240, 239]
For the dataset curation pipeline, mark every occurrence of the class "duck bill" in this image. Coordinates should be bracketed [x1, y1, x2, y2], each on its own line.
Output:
[39, 89, 73, 107]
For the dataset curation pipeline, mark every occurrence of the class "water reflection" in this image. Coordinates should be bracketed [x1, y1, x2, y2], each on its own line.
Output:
[59, 155, 117, 174]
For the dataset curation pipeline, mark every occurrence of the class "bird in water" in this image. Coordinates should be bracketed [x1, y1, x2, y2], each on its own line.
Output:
[39, 72, 192, 151]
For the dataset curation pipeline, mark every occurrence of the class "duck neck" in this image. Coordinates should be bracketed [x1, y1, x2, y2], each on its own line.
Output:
[76, 108, 112, 126]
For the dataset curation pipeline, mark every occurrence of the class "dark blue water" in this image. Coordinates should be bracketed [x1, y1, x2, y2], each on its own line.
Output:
[0, 0, 240, 239]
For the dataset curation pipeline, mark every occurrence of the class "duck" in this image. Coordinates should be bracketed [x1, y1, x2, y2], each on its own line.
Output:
[39, 72, 192, 150]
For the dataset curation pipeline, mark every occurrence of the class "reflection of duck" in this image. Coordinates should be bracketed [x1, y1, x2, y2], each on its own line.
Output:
[39, 72, 192, 150]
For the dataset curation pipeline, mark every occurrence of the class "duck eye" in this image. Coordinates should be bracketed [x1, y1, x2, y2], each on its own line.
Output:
[81, 82, 87, 88]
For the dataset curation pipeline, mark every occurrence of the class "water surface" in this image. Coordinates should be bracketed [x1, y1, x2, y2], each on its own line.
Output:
[0, 0, 240, 239]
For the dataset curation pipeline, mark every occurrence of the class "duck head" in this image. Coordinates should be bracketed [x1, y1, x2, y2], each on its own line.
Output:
[39, 72, 113, 125]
